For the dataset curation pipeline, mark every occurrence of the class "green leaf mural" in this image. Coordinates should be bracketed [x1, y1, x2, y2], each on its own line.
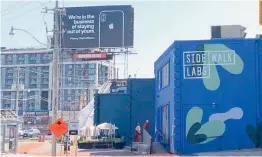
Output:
[195, 120, 225, 144]
[186, 107, 243, 145]
[187, 122, 207, 144]
[246, 121, 262, 148]
[186, 107, 203, 136]
[201, 44, 244, 91]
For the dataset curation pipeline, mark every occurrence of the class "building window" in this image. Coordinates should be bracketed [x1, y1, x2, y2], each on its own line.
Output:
[161, 63, 169, 88]
[158, 70, 161, 90]
[162, 104, 168, 138]
[89, 69, 95, 75]
[89, 75, 95, 81]
[89, 64, 95, 68]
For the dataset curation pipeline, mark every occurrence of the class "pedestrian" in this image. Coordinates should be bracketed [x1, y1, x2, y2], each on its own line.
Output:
[143, 120, 150, 131]
[133, 123, 142, 142]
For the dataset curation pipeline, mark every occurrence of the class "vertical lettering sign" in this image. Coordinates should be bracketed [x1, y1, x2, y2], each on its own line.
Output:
[258, 0, 262, 25]
[183, 51, 236, 79]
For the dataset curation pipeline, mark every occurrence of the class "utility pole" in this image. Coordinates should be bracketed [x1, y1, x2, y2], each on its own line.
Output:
[51, 0, 60, 156]
[15, 67, 20, 154]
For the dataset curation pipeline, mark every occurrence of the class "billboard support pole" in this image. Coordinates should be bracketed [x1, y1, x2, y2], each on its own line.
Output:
[51, 0, 59, 156]
[113, 54, 116, 80]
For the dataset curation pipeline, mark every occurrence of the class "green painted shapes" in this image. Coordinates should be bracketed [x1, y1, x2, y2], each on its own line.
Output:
[202, 44, 244, 91]
[186, 107, 226, 144]
[186, 107, 203, 136]
[246, 121, 262, 148]
[195, 120, 225, 144]
[187, 122, 207, 144]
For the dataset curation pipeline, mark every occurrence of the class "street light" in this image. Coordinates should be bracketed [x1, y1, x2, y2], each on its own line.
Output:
[9, 26, 48, 47]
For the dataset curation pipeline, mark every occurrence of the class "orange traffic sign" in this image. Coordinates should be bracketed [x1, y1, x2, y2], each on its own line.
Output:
[49, 118, 68, 138]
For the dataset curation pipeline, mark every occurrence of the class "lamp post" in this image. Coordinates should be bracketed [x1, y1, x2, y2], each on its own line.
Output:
[8, 26, 49, 154]
[9, 26, 48, 47]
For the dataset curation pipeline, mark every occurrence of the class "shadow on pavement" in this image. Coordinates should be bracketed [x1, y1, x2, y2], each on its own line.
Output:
[78, 149, 137, 156]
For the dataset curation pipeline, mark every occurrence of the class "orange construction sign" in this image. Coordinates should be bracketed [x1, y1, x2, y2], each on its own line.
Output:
[258, 0, 262, 25]
[49, 118, 68, 138]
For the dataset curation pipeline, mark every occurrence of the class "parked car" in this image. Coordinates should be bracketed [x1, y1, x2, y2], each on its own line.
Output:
[18, 129, 24, 136]
[22, 130, 29, 138]
[28, 128, 41, 138]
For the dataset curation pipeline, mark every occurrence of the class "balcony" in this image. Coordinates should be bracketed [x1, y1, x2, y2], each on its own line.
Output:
[41, 73, 49, 78]
[6, 74, 13, 79]
[6, 80, 13, 85]
[17, 60, 25, 64]
[41, 68, 49, 72]
[20, 79, 25, 84]
[4, 61, 13, 65]
[28, 60, 36, 64]
[19, 73, 25, 78]
[66, 71, 73, 76]
[5, 56, 12, 61]
[5, 85, 11, 89]
[29, 56, 36, 60]
[41, 60, 50, 64]
[42, 79, 49, 84]
[30, 79, 37, 84]
[7, 69, 14, 73]
[30, 74, 37, 78]
[29, 84, 37, 88]
[18, 56, 25, 61]
[4, 104, 11, 109]
[41, 54, 50, 60]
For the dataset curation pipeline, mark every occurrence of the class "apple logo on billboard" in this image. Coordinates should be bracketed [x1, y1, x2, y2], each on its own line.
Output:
[109, 23, 114, 30]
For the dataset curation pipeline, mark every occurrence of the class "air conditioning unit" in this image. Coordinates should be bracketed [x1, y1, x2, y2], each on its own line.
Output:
[211, 25, 246, 39]
[256, 34, 262, 38]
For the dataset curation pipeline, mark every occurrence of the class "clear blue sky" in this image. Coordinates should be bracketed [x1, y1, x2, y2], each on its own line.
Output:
[1, 0, 261, 78]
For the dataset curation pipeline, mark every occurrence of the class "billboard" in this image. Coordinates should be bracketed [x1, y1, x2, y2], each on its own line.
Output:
[61, 5, 134, 49]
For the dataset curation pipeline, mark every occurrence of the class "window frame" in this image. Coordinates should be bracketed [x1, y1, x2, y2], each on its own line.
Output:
[161, 62, 170, 88]
[157, 60, 170, 91]
[157, 69, 162, 90]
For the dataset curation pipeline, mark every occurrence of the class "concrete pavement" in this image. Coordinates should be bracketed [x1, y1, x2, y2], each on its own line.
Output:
[17, 141, 139, 156]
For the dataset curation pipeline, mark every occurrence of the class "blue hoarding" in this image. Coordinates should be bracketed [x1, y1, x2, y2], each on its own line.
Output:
[60, 5, 134, 49]
[154, 39, 262, 154]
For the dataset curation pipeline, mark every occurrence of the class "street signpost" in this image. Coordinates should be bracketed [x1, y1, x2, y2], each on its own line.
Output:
[69, 120, 79, 135]
[49, 118, 68, 138]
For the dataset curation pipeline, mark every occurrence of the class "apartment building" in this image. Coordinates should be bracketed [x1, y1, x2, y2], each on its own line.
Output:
[0, 48, 112, 118]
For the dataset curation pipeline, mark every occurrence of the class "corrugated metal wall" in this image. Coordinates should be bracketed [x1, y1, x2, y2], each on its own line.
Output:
[94, 78, 155, 143]
[155, 39, 262, 154]
[94, 94, 129, 137]
[127, 79, 155, 137]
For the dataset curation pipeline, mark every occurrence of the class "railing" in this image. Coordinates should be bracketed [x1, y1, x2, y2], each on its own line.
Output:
[142, 129, 153, 154]
[156, 130, 168, 143]
[155, 130, 169, 151]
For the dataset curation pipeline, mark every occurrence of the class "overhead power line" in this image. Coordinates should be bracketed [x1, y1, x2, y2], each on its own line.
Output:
[1, 1, 33, 16]
[3, 1, 52, 22]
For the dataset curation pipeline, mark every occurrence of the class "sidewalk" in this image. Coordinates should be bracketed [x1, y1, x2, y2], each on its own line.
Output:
[18, 141, 46, 154]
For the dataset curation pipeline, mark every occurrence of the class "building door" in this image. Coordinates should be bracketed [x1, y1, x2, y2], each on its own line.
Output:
[162, 104, 169, 139]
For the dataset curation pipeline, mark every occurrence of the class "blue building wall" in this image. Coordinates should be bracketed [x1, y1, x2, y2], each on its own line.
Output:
[94, 78, 155, 142]
[94, 93, 129, 137]
[155, 39, 262, 154]
[127, 78, 155, 137]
